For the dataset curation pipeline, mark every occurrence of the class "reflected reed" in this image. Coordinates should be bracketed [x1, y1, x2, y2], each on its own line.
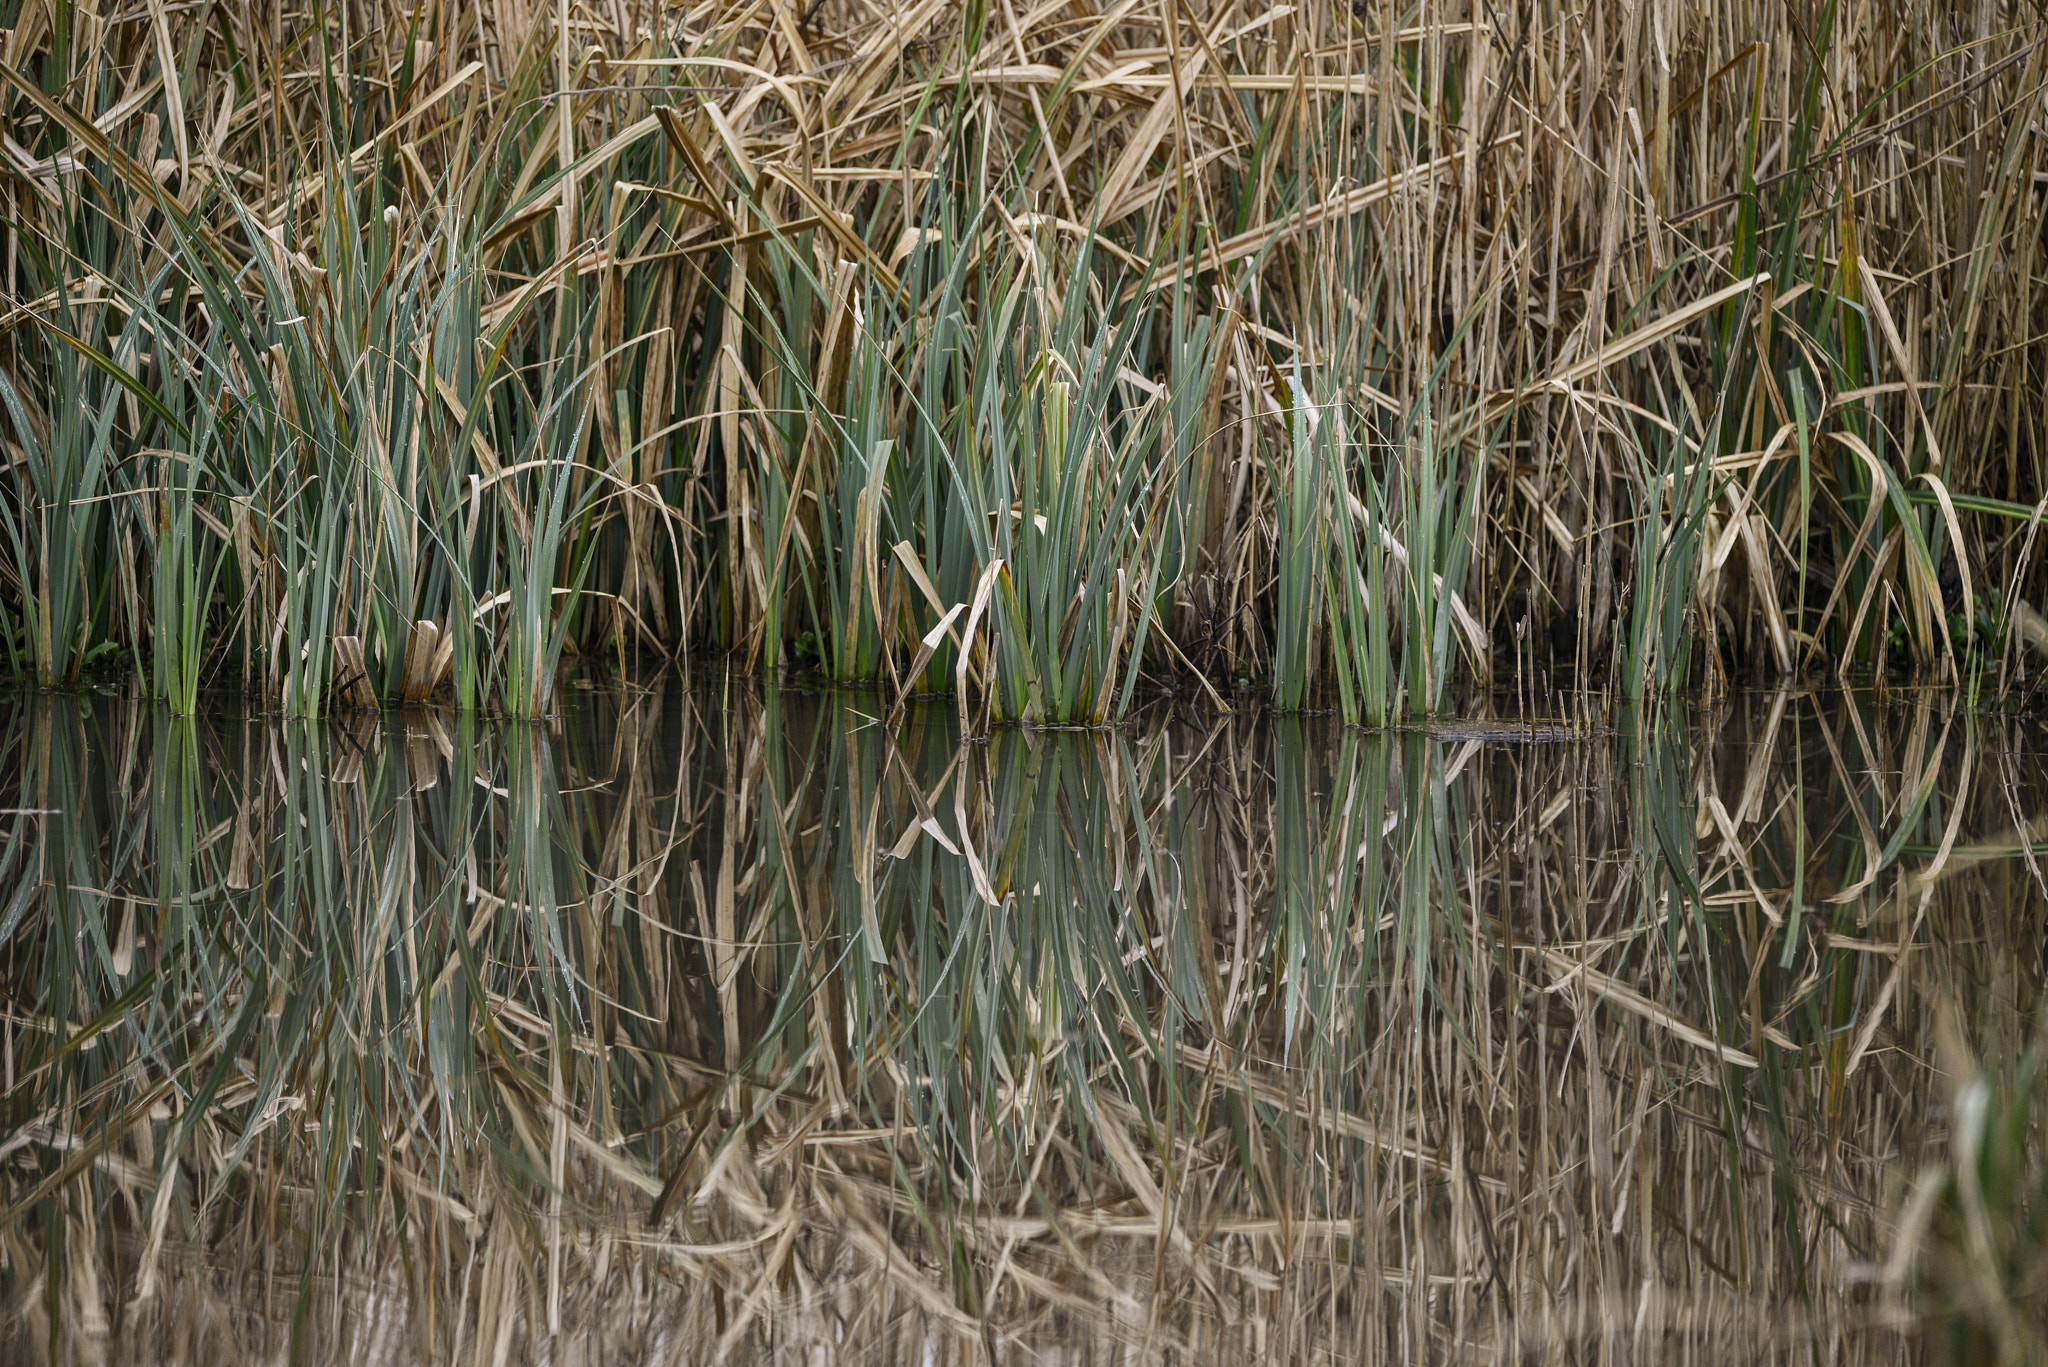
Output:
[1, 683, 2044, 1363]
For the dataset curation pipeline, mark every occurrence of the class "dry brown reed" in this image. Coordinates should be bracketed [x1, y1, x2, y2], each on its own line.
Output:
[4, 1, 2048, 709]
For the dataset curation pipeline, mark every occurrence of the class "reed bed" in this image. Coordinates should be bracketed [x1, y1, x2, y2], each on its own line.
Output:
[3, 1, 2048, 718]
[0, 679, 2042, 1362]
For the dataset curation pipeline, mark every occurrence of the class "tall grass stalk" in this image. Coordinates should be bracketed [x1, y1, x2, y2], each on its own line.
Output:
[5, 2, 2048, 713]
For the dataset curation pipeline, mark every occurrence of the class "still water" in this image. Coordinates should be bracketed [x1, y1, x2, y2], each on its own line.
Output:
[2, 680, 2044, 1364]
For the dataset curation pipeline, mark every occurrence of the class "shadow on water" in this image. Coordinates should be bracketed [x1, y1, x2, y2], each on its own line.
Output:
[1, 682, 2045, 1364]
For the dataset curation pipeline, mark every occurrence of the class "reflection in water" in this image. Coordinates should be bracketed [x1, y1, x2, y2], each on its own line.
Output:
[0, 683, 2043, 1363]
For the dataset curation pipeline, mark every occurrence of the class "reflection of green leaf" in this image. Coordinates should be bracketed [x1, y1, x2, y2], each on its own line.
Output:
[4, 688, 2042, 1353]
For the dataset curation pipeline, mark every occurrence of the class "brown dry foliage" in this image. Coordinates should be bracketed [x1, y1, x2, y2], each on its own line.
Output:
[2, 2, 2047, 700]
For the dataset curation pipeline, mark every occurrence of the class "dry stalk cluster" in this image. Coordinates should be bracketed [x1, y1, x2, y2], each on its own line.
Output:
[3, 3, 2048, 717]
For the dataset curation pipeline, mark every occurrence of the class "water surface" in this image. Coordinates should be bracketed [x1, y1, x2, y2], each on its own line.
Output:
[3, 682, 2044, 1363]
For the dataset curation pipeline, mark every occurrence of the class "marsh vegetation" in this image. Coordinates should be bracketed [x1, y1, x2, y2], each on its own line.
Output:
[7, 0, 2048, 1360]
[4, 1, 2048, 717]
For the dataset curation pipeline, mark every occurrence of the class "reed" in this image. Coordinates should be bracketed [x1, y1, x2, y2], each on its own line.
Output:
[4, 1, 2048, 716]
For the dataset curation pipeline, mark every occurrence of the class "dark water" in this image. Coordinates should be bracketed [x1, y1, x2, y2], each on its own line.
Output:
[2, 680, 2045, 1364]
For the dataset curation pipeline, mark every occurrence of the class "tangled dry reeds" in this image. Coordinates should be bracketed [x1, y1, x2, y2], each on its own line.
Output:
[2, 1, 2048, 718]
